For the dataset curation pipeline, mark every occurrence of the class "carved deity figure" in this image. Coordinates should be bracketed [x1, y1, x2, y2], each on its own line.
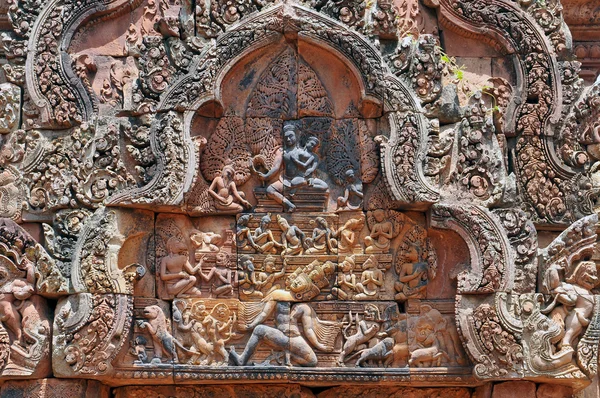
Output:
[331, 255, 359, 300]
[355, 255, 384, 299]
[364, 209, 394, 253]
[253, 213, 283, 254]
[250, 124, 328, 212]
[236, 214, 259, 252]
[199, 250, 234, 298]
[543, 260, 599, 355]
[208, 164, 252, 213]
[287, 135, 328, 195]
[159, 237, 202, 297]
[338, 304, 381, 365]
[336, 169, 363, 211]
[237, 255, 262, 300]
[255, 255, 286, 295]
[277, 215, 308, 256]
[229, 299, 340, 367]
[336, 217, 365, 254]
[394, 244, 429, 302]
[306, 217, 338, 254]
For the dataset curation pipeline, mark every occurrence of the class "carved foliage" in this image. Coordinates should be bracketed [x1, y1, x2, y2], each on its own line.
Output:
[109, 111, 190, 206]
[379, 111, 439, 206]
[431, 204, 513, 294]
[54, 293, 133, 376]
[0, 83, 21, 134]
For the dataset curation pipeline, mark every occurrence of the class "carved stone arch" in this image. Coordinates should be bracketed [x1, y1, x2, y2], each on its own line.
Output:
[110, 3, 438, 209]
[24, 0, 141, 129]
[426, 0, 596, 225]
[430, 204, 516, 294]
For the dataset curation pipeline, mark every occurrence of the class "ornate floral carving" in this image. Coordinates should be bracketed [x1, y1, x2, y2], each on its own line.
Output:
[445, 92, 506, 206]
[70, 208, 146, 295]
[491, 209, 537, 294]
[379, 111, 440, 206]
[53, 293, 133, 376]
[0, 83, 21, 134]
[431, 204, 513, 294]
[109, 111, 191, 206]
[426, 0, 596, 225]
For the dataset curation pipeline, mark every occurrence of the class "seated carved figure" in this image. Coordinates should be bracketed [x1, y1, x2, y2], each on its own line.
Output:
[253, 213, 283, 254]
[256, 255, 286, 295]
[159, 237, 202, 297]
[306, 217, 338, 254]
[394, 245, 429, 302]
[237, 255, 262, 300]
[336, 169, 363, 211]
[336, 217, 365, 254]
[199, 250, 235, 298]
[208, 164, 252, 213]
[331, 255, 359, 300]
[250, 124, 328, 212]
[355, 255, 384, 299]
[364, 209, 394, 254]
[236, 214, 260, 252]
[288, 135, 328, 195]
[277, 215, 308, 256]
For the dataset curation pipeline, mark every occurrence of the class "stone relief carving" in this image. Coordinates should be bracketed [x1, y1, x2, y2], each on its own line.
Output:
[0, 0, 599, 393]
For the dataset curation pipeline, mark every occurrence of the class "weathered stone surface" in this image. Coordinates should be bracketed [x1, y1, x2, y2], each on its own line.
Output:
[536, 383, 574, 398]
[0, 0, 600, 393]
[317, 386, 472, 398]
[0, 378, 110, 398]
[114, 384, 316, 398]
[492, 381, 536, 398]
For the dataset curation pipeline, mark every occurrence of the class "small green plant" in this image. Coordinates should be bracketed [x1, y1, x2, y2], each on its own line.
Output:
[438, 48, 466, 82]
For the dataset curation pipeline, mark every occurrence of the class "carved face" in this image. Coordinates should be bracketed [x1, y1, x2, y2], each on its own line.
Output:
[277, 216, 289, 231]
[143, 305, 161, 320]
[345, 169, 356, 181]
[216, 251, 229, 267]
[290, 274, 310, 293]
[363, 256, 378, 270]
[191, 302, 207, 319]
[364, 304, 379, 321]
[573, 261, 598, 290]
[212, 303, 231, 322]
[264, 257, 276, 273]
[284, 129, 297, 147]
[340, 257, 355, 272]
[373, 209, 385, 222]
[305, 137, 318, 151]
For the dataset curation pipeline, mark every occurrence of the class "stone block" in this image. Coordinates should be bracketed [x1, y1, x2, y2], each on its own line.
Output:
[0, 379, 110, 398]
[114, 384, 315, 398]
[536, 383, 573, 398]
[317, 386, 471, 398]
[492, 381, 536, 398]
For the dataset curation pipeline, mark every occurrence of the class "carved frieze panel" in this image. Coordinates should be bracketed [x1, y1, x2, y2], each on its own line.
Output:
[156, 214, 236, 300]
